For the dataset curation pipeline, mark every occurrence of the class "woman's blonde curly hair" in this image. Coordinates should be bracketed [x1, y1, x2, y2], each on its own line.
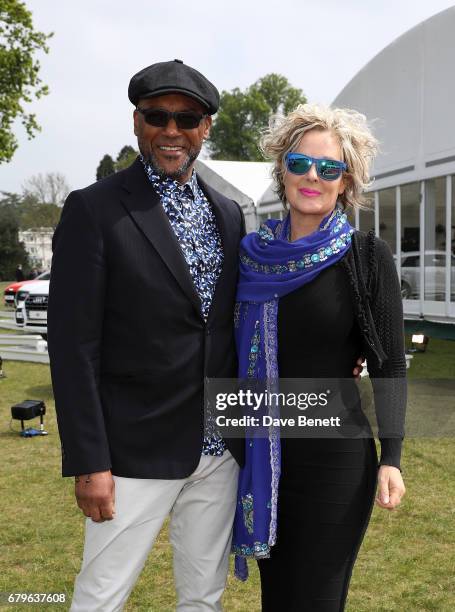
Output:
[260, 103, 379, 211]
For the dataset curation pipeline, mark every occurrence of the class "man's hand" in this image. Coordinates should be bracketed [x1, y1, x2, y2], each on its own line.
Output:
[353, 356, 365, 380]
[75, 470, 115, 522]
[375, 465, 406, 510]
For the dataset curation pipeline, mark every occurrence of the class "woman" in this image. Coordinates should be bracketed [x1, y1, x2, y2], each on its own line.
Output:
[232, 104, 406, 611]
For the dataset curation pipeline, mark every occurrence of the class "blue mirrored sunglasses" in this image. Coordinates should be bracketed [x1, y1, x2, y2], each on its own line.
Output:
[285, 153, 347, 181]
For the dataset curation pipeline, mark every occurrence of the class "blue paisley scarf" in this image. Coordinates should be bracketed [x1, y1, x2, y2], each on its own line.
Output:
[232, 206, 354, 580]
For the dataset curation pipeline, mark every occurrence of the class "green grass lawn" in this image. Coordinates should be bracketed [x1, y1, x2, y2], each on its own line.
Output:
[0, 346, 454, 611]
[0, 326, 23, 335]
[405, 336, 455, 378]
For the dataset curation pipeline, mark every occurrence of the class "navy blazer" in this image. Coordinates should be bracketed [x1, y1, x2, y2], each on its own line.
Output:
[48, 158, 245, 478]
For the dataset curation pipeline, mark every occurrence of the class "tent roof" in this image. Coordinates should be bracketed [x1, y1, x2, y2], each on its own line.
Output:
[198, 160, 273, 203]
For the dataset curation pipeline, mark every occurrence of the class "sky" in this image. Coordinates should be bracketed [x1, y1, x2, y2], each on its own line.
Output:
[1, 0, 455, 195]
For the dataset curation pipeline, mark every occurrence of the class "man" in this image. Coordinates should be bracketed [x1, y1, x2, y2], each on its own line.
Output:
[15, 264, 24, 282]
[28, 266, 39, 280]
[48, 60, 245, 611]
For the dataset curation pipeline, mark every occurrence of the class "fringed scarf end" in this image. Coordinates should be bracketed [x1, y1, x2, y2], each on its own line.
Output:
[234, 554, 249, 581]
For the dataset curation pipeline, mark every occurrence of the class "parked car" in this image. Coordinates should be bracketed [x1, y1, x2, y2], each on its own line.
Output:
[3, 271, 50, 307]
[400, 251, 455, 299]
[24, 286, 49, 339]
[14, 286, 33, 325]
[15, 279, 49, 339]
[15, 278, 47, 326]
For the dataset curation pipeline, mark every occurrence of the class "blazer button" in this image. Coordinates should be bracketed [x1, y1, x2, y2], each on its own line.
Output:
[206, 328, 211, 336]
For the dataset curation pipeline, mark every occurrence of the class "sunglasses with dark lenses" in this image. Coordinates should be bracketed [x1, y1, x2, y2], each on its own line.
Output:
[136, 107, 208, 130]
[285, 153, 347, 181]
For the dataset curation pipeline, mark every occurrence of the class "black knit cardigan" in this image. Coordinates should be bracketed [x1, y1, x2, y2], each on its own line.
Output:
[338, 230, 407, 469]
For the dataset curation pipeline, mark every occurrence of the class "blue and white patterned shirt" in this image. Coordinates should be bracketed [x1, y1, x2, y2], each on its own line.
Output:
[141, 158, 226, 456]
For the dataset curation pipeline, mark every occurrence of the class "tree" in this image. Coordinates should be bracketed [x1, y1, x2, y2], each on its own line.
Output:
[95, 146, 138, 179]
[251, 73, 306, 115]
[0, 182, 63, 234]
[115, 145, 138, 171]
[22, 172, 70, 206]
[19, 199, 61, 229]
[0, 0, 52, 163]
[207, 73, 307, 161]
[96, 154, 115, 180]
[0, 194, 29, 280]
[0, 190, 23, 216]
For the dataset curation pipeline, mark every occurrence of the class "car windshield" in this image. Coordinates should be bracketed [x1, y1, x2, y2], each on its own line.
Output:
[402, 255, 420, 267]
[36, 271, 50, 280]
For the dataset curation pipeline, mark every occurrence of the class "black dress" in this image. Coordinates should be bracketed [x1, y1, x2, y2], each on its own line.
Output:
[258, 264, 378, 612]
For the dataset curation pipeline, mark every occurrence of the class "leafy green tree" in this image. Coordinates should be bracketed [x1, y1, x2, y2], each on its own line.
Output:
[96, 154, 115, 180]
[115, 145, 138, 171]
[0, 188, 61, 232]
[0, 195, 29, 280]
[20, 199, 61, 229]
[0, 0, 52, 163]
[0, 190, 23, 216]
[207, 87, 269, 161]
[208, 73, 306, 161]
[96, 146, 138, 178]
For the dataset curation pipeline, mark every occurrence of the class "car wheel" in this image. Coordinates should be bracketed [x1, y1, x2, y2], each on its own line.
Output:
[401, 280, 412, 299]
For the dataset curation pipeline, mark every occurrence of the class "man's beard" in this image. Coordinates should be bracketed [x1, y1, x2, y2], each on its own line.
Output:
[144, 146, 201, 180]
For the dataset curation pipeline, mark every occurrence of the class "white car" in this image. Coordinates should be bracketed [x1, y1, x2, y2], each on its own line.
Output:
[400, 250, 455, 299]
[15, 280, 49, 338]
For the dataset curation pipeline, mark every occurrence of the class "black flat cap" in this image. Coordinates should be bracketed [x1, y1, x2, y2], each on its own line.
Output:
[128, 59, 219, 115]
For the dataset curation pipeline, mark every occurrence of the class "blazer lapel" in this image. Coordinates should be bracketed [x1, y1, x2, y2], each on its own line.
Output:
[120, 159, 203, 318]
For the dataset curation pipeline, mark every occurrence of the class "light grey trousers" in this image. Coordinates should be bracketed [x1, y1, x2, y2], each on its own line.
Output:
[70, 451, 239, 612]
